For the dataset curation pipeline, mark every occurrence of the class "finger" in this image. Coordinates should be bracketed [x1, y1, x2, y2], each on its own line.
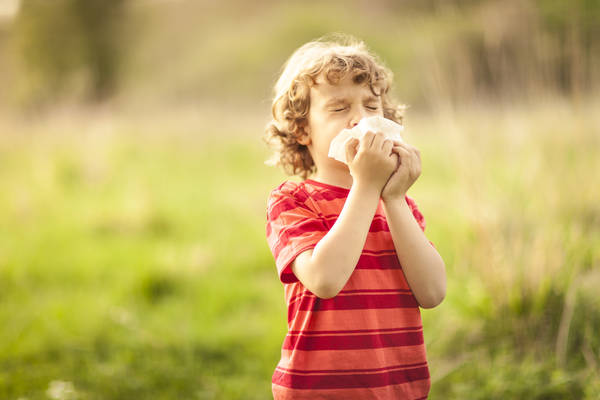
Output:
[391, 145, 411, 158]
[409, 148, 421, 177]
[396, 142, 420, 159]
[360, 131, 376, 149]
[370, 131, 386, 150]
[392, 147, 411, 169]
[394, 142, 414, 151]
[345, 138, 359, 162]
[392, 144, 411, 152]
[405, 144, 420, 160]
[405, 147, 414, 172]
[411, 147, 421, 168]
[403, 145, 420, 172]
[382, 138, 394, 154]
[391, 152, 399, 167]
[413, 161, 421, 178]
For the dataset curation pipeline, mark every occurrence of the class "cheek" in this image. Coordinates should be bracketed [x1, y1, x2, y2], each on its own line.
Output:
[306, 110, 323, 131]
[307, 112, 335, 137]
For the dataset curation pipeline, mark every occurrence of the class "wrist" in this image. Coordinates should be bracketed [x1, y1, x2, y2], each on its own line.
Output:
[382, 191, 406, 203]
[351, 180, 382, 201]
[382, 196, 411, 218]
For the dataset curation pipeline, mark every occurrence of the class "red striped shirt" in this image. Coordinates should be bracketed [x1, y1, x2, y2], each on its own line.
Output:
[265, 179, 433, 399]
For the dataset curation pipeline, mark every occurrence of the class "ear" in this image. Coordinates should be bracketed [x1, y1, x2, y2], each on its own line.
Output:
[297, 126, 312, 145]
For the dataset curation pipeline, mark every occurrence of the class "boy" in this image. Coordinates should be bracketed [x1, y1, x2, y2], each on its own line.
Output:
[263, 34, 446, 399]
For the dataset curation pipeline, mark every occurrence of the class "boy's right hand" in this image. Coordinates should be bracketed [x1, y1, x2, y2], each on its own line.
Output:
[345, 131, 398, 193]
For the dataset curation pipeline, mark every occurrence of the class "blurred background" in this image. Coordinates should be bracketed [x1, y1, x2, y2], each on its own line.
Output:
[0, 0, 599, 399]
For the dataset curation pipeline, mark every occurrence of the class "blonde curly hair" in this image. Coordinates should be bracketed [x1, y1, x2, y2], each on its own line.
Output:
[263, 33, 406, 179]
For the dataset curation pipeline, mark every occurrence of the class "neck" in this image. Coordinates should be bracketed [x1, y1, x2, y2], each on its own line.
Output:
[311, 169, 354, 190]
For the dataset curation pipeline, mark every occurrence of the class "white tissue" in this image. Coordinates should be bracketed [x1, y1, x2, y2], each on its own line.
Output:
[327, 116, 405, 165]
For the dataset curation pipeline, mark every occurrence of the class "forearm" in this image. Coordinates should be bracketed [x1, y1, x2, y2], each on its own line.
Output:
[310, 182, 380, 298]
[382, 198, 446, 308]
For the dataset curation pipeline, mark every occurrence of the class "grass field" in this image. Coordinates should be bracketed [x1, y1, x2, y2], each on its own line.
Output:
[0, 97, 599, 399]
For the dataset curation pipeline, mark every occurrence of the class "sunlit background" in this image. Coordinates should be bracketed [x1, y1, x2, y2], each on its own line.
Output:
[1, 0, 599, 399]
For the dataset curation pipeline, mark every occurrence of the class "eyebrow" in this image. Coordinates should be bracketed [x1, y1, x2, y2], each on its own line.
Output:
[324, 95, 380, 107]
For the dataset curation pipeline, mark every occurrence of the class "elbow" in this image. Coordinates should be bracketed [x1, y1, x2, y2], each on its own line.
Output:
[418, 260, 447, 309]
[418, 294, 445, 309]
[311, 277, 343, 299]
[312, 283, 341, 299]
[307, 266, 345, 299]
[296, 259, 343, 299]
[417, 285, 446, 309]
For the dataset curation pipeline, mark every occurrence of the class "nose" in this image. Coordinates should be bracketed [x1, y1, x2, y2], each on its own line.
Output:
[349, 106, 368, 128]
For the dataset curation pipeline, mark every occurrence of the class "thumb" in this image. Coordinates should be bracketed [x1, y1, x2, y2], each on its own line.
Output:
[345, 138, 358, 163]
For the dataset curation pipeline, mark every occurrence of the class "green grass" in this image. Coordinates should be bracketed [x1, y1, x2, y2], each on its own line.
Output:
[0, 98, 599, 399]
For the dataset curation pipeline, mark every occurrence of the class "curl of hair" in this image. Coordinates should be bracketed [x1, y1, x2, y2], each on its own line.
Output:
[263, 33, 406, 179]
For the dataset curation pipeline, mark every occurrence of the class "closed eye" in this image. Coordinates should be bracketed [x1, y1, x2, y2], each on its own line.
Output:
[366, 106, 378, 110]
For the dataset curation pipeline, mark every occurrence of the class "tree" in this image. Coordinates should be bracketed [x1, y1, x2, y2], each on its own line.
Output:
[13, 0, 127, 106]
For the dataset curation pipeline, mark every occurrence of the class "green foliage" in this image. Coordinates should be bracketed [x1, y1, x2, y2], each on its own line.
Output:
[12, 0, 127, 107]
[0, 0, 599, 398]
[0, 98, 599, 398]
[536, 0, 600, 32]
[3, 0, 599, 110]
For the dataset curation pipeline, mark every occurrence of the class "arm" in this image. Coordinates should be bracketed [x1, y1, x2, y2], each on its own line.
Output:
[382, 199, 446, 308]
[292, 182, 380, 299]
[291, 131, 398, 299]
[380, 140, 446, 308]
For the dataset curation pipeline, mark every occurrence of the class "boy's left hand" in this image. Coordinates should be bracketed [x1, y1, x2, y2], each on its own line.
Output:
[381, 141, 421, 202]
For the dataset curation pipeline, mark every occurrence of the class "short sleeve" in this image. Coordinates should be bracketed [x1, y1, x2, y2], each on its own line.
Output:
[405, 195, 436, 248]
[266, 185, 329, 284]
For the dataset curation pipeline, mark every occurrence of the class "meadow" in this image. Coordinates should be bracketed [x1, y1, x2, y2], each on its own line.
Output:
[1, 0, 600, 398]
[0, 96, 598, 399]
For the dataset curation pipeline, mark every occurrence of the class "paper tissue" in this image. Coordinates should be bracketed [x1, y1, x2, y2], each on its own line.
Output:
[327, 115, 404, 165]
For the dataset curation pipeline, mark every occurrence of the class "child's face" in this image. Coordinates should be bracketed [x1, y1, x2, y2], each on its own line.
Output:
[301, 72, 384, 175]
